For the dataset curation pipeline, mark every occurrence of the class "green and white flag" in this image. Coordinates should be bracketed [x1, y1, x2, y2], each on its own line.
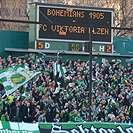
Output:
[53, 62, 67, 78]
[0, 65, 41, 96]
[0, 121, 40, 133]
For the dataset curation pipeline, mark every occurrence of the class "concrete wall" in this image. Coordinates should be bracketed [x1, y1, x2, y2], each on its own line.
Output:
[0, 30, 28, 57]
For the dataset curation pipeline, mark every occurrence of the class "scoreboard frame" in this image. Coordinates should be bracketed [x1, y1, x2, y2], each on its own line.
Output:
[36, 4, 113, 44]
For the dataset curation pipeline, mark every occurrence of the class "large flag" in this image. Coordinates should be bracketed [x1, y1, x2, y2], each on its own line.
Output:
[0, 121, 39, 133]
[52, 62, 67, 96]
[53, 62, 67, 78]
[0, 65, 41, 96]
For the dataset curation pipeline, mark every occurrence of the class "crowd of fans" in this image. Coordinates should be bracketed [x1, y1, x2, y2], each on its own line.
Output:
[0, 53, 133, 123]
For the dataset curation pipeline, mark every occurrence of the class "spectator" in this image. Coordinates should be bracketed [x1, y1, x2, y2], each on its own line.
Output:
[0, 98, 4, 116]
[38, 109, 47, 122]
[74, 112, 83, 122]
[11, 101, 22, 122]
[22, 101, 33, 122]
[1, 110, 10, 121]
[128, 102, 133, 123]
[33, 107, 41, 122]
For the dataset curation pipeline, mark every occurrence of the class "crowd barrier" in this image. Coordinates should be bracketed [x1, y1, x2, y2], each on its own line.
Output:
[0, 121, 133, 133]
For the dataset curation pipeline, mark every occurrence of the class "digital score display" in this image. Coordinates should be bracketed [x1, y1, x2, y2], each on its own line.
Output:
[36, 41, 113, 53]
[37, 4, 113, 44]
[68, 43, 82, 51]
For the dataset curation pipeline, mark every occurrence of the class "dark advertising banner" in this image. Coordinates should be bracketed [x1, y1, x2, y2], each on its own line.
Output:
[39, 122, 133, 133]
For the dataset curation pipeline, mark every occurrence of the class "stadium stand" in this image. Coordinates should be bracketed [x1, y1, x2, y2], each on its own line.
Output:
[0, 53, 133, 123]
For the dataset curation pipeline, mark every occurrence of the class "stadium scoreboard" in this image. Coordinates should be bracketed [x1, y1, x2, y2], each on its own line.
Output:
[36, 4, 113, 44]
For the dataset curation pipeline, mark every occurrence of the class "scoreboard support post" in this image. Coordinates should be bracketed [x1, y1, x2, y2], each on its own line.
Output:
[88, 26, 93, 121]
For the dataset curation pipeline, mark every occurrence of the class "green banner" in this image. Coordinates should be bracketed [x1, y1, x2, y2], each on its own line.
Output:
[0, 121, 39, 133]
[0, 122, 133, 133]
[39, 122, 133, 133]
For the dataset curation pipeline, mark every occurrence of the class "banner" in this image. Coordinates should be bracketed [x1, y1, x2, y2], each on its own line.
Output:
[0, 65, 40, 96]
[0, 121, 39, 133]
[0, 122, 133, 133]
[39, 122, 133, 133]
